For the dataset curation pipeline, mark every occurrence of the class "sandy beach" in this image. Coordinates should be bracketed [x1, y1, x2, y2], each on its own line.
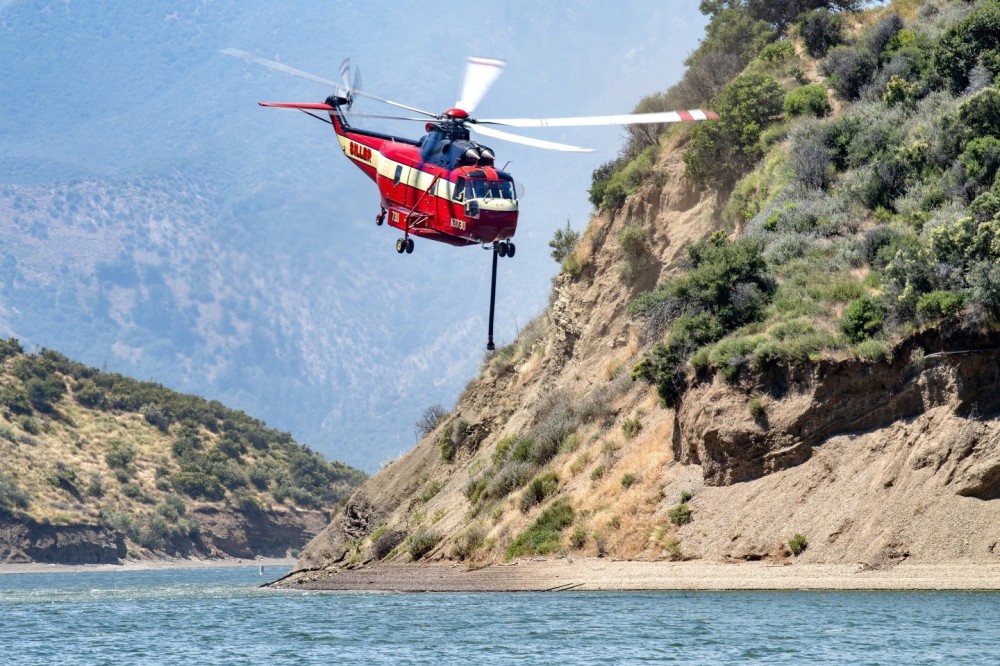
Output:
[7, 556, 1000, 591]
[0, 556, 296, 576]
[276, 558, 1000, 592]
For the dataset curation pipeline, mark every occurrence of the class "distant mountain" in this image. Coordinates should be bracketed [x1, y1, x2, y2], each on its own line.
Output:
[0, 339, 365, 564]
[0, 1, 706, 470]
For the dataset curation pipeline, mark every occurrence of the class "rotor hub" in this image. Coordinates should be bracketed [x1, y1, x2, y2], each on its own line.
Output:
[443, 108, 470, 120]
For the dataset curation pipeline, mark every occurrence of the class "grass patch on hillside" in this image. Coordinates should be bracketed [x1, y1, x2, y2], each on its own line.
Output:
[505, 499, 575, 559]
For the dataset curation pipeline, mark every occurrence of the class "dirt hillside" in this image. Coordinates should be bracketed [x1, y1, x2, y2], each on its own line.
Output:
[285, 130, 1000, 583]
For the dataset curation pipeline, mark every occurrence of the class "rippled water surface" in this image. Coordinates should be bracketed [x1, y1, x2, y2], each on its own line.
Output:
[1, 566, 998, 664]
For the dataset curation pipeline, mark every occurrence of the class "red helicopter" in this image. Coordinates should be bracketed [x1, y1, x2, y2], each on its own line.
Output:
[223, 49, 717, 348]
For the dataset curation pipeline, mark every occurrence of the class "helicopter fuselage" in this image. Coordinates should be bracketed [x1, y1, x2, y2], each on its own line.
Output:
[327, 98, 518, 248]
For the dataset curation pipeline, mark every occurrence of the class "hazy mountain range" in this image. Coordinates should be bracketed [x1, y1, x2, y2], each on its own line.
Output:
[0, 1, 706, 471]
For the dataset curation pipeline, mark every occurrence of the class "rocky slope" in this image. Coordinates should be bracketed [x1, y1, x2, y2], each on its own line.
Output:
[289, 141, 999, 581]
[281, 3, 1000, 582]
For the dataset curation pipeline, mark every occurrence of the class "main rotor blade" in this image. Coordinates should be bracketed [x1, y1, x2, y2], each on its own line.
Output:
[476, 109, 719, 128]
[222, 48, 346, 93]
[259, 102, 433, 124]
[470, 124, 593, 153]
[349, 89, 439, 118]
[224, 47, 439, 119]
[456, 56, 505, 114]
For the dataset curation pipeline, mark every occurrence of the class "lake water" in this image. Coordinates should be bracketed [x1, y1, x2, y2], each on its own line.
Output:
[0, 566, 997, 664]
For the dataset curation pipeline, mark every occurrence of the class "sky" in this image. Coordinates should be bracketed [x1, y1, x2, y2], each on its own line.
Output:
[0, 1, 710, 471]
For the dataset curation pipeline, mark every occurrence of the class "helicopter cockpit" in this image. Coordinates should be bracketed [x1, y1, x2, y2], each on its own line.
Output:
[451, 168, 518, 219]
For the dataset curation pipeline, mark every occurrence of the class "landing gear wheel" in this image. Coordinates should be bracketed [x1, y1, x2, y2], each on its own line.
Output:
[376, 213, 385, 226]
[506, 242, 516, 258]
[497, 242, 508, 258]
[405, 238, 414, 254]
[395, 238, 405, 254]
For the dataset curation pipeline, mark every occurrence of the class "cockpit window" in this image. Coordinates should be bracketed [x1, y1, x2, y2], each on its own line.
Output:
[453, 177, 466, 201]
[464, 178, 516, 201]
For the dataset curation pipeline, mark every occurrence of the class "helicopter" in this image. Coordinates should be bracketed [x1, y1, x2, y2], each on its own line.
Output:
[222, 49, 717, 348]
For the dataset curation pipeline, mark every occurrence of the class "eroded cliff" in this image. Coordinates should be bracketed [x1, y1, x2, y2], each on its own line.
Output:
[283, 127, 1000, 586]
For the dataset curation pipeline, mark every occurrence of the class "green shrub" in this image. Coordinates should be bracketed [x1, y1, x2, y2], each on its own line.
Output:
[171, 471, 225, 501]
[916, 290, 965, 319]
[505, 499, 575, 559]
[72, 379, 105, 408]
[452, 526, 485, 560]
[748, 396, 766, 418]
[632, 235, 776, 405]
[679, 490, 693, 503]
[620, 472, 639, 489]
[562, 253, 582, 277]
[590, 464, 606, 481]
[104, 438, 137, 470]
[141, 403, 171, 432]
[758, 39, 794, 63]
[549, 220, 580, 263]
[0, 338, 23, 363]
[0, 383, 31, 415]
[86, 473, 105, 498]
[248, 463, 271, 490]
[519, 472, 559, 513]
[708, 335, 767, 381]
[788, 533, 808, 556]
[48, 462, 78, 488]
[960, 137, 1000, 191]
[822, 45, 877, 101]
[216, 435, 246, 459]
[464, 476, 490, 506]
[669, 502, 693, 526]
[840, 296, 887, 342]
[19, 415, 41, 435]
[883, 76, 920, 110]
[25, 376, 64, 412]
[784, 84, 830, 118]
[684, 72, 785, 188]
[440, 438, 456, 463]
[970, 191, 1000, 222]
[157, 494, 187, 522]
[798, 8, 844, 58]
[492, 434, 518, 466]
[420, 479, 442, 503]
[851, 339, 894, 363]
[570, 527, 588, 549]
[232, 487, 263, 514]
[136, 516, 173, 551]
[618, 224, 651, 260]
[121, 482, 145, 500]
[621, 418, 642, 440]
[589, 157, 626, 208]
[440, 418, 469, 463]
[933, 2, 1000, 92]
[272, 483, 321, 509]
[408, 530, 442, 560]
[0, 470, 30, 513]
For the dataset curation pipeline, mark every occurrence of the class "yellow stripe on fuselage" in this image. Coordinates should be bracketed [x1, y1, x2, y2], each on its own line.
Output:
[337, 135, 517, 212]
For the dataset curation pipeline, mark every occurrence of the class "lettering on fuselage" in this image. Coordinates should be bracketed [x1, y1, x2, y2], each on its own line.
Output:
[349, 141, 373, 163]
[451, 218, 467, 231]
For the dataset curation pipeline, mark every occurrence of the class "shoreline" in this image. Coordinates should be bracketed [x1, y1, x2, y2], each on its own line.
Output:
[0, 556, 296, 576]
[278, 558, 1000, 592]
